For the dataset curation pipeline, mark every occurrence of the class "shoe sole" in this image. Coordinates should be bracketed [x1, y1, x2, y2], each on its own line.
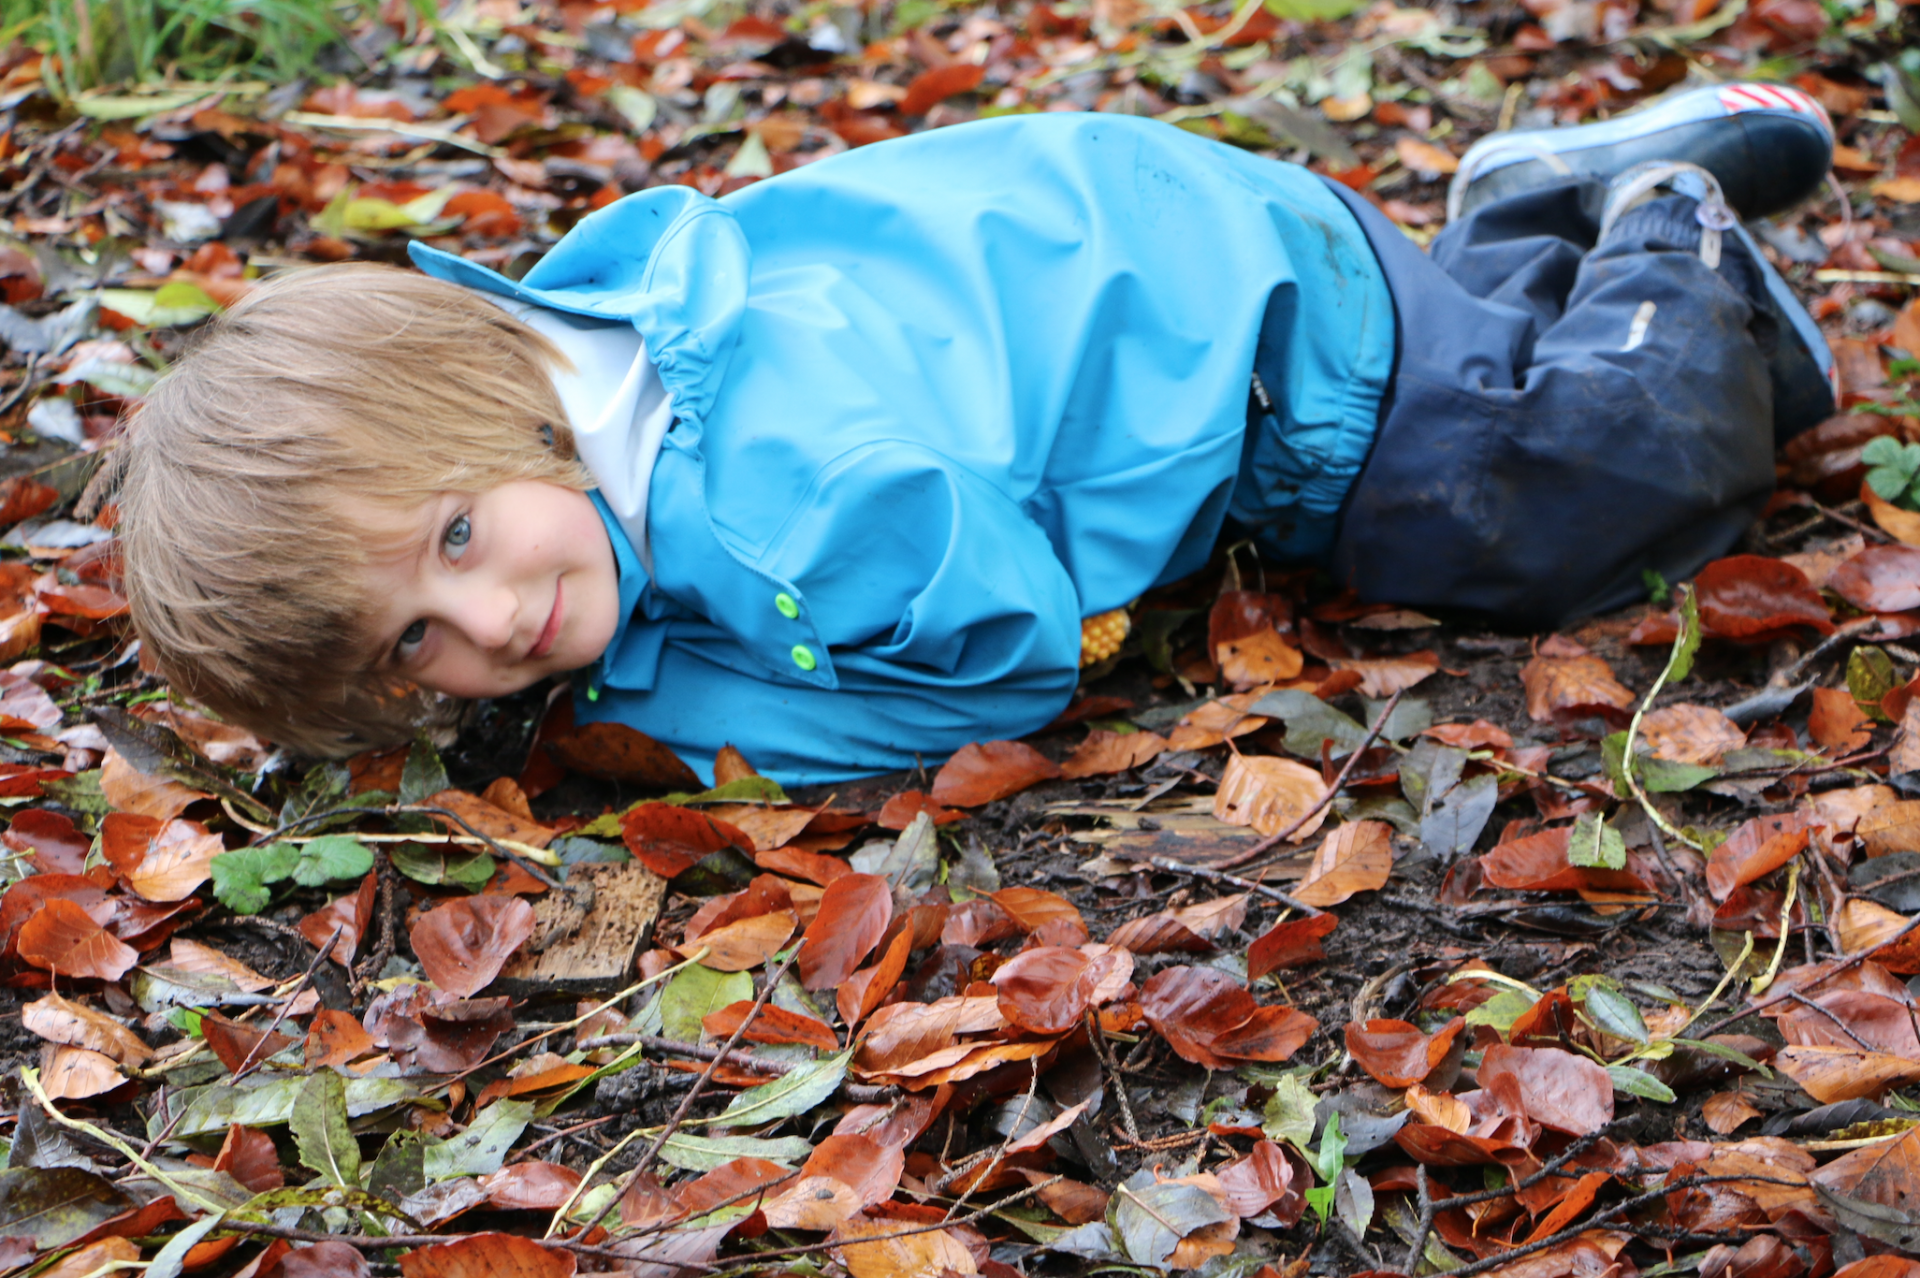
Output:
[1450, 83, 1833, 222]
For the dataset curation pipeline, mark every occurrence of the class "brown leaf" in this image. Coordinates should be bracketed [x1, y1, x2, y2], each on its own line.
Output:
[798, 872, 892, 991]
[1862, 481, 1920, 546]
[1701, 1089, 1763, 1135]
[1639, 704, 1746, 765]
[1059, 729, 1168, 779]
[1811, 687, 1875, 752]
[1215, 1140, 1297, 1219]
[1209, 1006, 1318, 1062]
[1479, 827, 1652, 894]
[675, 910, 796, 972]
[713, 744, 759, 785]
[832, 1216, 978, 1278]
[21, 992, 152, 1063]
[702, 1000, 840, 1050]
[1847, 1126, 1920, 1213]
[620, 803, 753, 879]
[1476, 1044, 1614, 1134]
[1213, 755, 1329, 841]
[930, 740, 1061, 807]
[216, 1124, 285, 1193]
[1831, 543, 1920, 613]
[17, 897, 139, 980]
[200, 1012, 295, 1074]
[1694, 555, 1835, 640]
[39, 1044, 123, 1100]
[1246, 913, 1338, 979]
[1706, 812, 1815, 901]
[991, 946, 1096, 1034]
[305, 1007, 376, 1069]
[2, 808, 89, 874]
[411, 895, 537, 998]
[298, 871, 376, 965]
[424, 788, 555, 849]
[876, 790, 965, 829]
[1520, 644, 1635, 722]
[1773, 1044, 1920, 1102]
[1139, 965, 1261, 1069]
[1216, 628, 1304, 689]
[99, 746, 205, 821]
[38, 1240, 140, 1278]
[1329, 649, 1440, 697]
[1166, 695, 1269, 751]
[1023, 1171, 1110, 1224]
[898, 61, 986, 115]
[986, 886, 1085, 934]
[369, 988, 515, 1074]
[1107, 912, 1214, 955]
[1346, 1017, 1465, 1088]
[1858, 800, 1920, 858]
[838, 927, 913, 1030]
[398, 1233, 577, 1278]
[543, 721, 701, 790]
[111, 817, 222, 902]
[479, 1162, 582, 1211]
[802, 1134, 905, 1211]
[1291, 820, 1392, 906]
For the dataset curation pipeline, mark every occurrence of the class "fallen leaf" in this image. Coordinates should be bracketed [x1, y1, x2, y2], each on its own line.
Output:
[703, 1000, 840, 1049]
[17, 898, 139, 980]
[40, 1044, 123, 1100]
[1209, 1005, 1318, 1062]
[992, 945, 1096, 1034]
[986, 886, 1085, 934]
[1246, 913, 1338, 978]
[675, 909, 796, 972]
[832, 1215, 978, 1278]
[200, 1012, 296, 1074]
[22, 991, 152, 1063]
[410, 895, 537, 998]
[216, 1123, 286, 1192]
[298, 871, 376, 964]
[838, 927, 913, 1029]
[620, 803, 753, 879]
[1166, 695, 1269, 751]
[1832, 544, 1920, 613]
[1330, 649, 1440, 696]
[1811, 687, 1875, 752]
[1694, 555, 1834, 640]
[108, 816, 222, 902]
[423, 788, 555, 849]
[305, 1008, 376, 1069]
[99, 746, 205, 821]
[1139, 965, 1262, 1069]
[1291, 820, 1393, 906]
[544, 721, 701, 789]
[898, 62, 986, 115]
[876, 790, 966, 829]
[1706, 812, 1815, 901]
[1477, 1044, 1613, 1134]
[798, 872, 892, 991]
[1773, 1044, 1920, 1102]
[802, 1134, 905, 1211]
[1395, 136, 1459, 174]
[1858, 800, 1920, 858]
[1639, 704, 1746, 765]
[1215, 1140, 1298, 1220]
[397, 1232, 576, 1278]
[1520, 642, 1635, 722]
[1213, 755, 1328, 841]
[38, 1239, 140, 1278]
[1217, 628, 1304, 688]
[1701, 1089, 1763, 1135]
[1346, 1017, 1465, 1088]
[1060, 729, 1168, 779]
[930, 740, 1062, 807]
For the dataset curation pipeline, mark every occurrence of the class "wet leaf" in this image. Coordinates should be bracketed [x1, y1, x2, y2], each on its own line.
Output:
[291, 1070, 360, 1187]
[1345, 1017, 1464, 1088]
[544, 721, 702, 790]
[659, 965, 754, 1044]
[17, 899, 138, 980]
[702, 1000, 839, 1050]
[1706, 811, 1814, 901]
[1476, 1044, 1613, 1134]
[1292, 820, 1392, 905]
[1213, 754, 1329, 841]
[1831, 544, 1920, 613]
[1139, 966, 1261, 1069]
[1246, 913, 1338, 978]
[992, 946, 1096, 1034]
[298, 871, 377, 963]
[1520, 641, 1635, 722]
[712, 1050, 851, 1128]
[620, 803, 753, 880]
[675, 909, 796, 972]
[1775, 1045, 1920, 1103]
[410, 895, 536, 998]
[930, 740, 1061, 807]
[1694, 555, 1834, 639]
[1111, 1179, 1231, 1268]
[397, 1232, 576, 1278]
[0, 1167, 131, 1248]
[1639, 703, 1746, 765]
[22, 993, 151, 1064]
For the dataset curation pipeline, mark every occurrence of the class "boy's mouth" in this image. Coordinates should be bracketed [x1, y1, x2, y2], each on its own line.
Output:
[529, 582, 563, 661]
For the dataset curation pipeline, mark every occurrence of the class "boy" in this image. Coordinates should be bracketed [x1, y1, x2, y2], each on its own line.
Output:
[116, 88, 1837, 784]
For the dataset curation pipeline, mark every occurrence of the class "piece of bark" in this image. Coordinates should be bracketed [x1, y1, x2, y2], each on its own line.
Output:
[495, 860, 664, 997]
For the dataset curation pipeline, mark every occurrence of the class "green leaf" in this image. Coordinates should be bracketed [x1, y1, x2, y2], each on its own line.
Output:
[291, 836, 374, 887]
[658, 966, 753, 1045]
[1464, 988, 1534, 1035]
[1261, 1074, 1317, 1153]
[389, 843, 493, 891]
[657, 776, 791, 806]
[1248, 688, 1368, 760]
[1314, 1111, 1347, 1184]
[145, 1213, 225, 1278]
[1862, 434, 1907, 470]
[1669, 1038, 1772, 1077]
[158, 1076, 416, 1140]
[1266, 0, 1365, 25]
[606, 84, 658, 132]
[398, 735, 450, 807]
[1669, 585, 1701, 685]
[422, 1100, 531, 1181]
[209, 844, 300, 915]
[1575, 978, 1649, 1044]
[652, 1131, 814, 1172]
[40, 771, 107, 820]
[711, 1050, 851, 1129]
[1567, 813, 1627, 870]
[1849, 647, 1898, 723]
[281, 761, 352, 833]
[0, 1167, 132, 1248]
[368, 1131, 427, 1204]
[290, 1072, 361, 1188]
[1606, 1064, 1676, 1104]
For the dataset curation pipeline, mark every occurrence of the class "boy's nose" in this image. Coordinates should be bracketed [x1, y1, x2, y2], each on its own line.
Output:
[453, 585, 519, 654]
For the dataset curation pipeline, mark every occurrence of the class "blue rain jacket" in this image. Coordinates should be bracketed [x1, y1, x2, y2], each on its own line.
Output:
[411, 113, 1393, 785]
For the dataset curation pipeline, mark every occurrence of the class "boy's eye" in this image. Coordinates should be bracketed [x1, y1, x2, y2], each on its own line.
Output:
[444, 514, 472, 558]
[398, 620, 427, 653]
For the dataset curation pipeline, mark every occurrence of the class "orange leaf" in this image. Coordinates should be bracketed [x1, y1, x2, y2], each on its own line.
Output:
[100, 746, 206, 821]
[1345, 1017, 1464, 1088]
[117, 817, 223, 902]
[898, 62, 986, 115]
[1706, 811, 1814, 901]
[832, 1216, 977, 1278]
[876, 790, 965, 829]
[480, 1162, 582, 1212]
[544, 721, 701, 789]
[621, 803, 752, 879]
[397, 1233, 576, 1278]
[1210, 1005, 1318, 1062]
[838, 926, 913, 1029]
[1216, 628, 1303, 689]
[931, 740, 1061, 807]
[21, 991, 152, 1063]
[411, 895, 536, 998]
[305, 1008, 376, 1069]
[39, 1044, 124, 1100]
[200, 1012, 295, 1074]
[298, 871, 377, 964]
[215, 1123, 286, 1193]
[1139, 965, 1261, 1069]
[802, 1133, 905, 1211]
[797, 872, 892, 991]
[424, 787, 555, 848]
[1246, 913, 1338, 979]
[1773, 1044, 1920, 1102]
[17, 898, 138, 980]
[986, 886, 1084, 934]
[1520, 643, 1634, 723]
[1059, 729, 1168, 779]
[703, 1000, 839, 1049]
[1329, 649, 1440, 697]
[1477, 1044, 1613, 1134]
[1638, 703, 1746, 766]
[675, 909, 796, 971]
[992, 946, 1096, 1034]
[1291, 820, 1392, 906]
[1809, 687, 1874, 752]
[1213, 755, 1328, 841]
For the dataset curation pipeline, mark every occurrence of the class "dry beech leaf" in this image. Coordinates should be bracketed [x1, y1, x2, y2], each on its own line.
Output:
[1213, 755, 1329, 842]
[17, 897, 139, 980]
[1863, 481, 1920, 546]
[1216, 628, 1304, 688]
[38, 1239, 139, 1278]
[832, 1217, 978, 1278]
[423, 787, 556, 849]
[306, 1008, 377, 1069]
[930, 740, 1061, 807]
[1701, 1089, 1763, 1135]
[1706, 812, 1815, 902]
[991, 945, 1096, 1034]
[1639, 703, 1746, 766]
[798, 872, 892, 991]
[763, 1176, 863, 1230]
[1246, 913, 1338, 978]
[1477, 1044, 1614, 1134]
[479, 1162, 582, 1212]
[675, 909, 796, 972]
[1773, 1045, 1920, 1102]
[543, 721, 701, 790]
[986, 886, 1085, 934]
[1345, 1018, 1465, 1088]
[1329, 649, 1440, 697]
[22, 991, 153, 1063]
[703, 1000, 840, 1050]
[40, 1044, 125, 1099]
[1060, 729, 1167, 779]
[1836, 899, 1920, 973]
[1291, 820, 1392, 906]
[299, 871, 376, 965]
[1166, 696, 1268, 752]
[838, 927, 913, 1030]
[169, 936, 277, 992]
[1520, 641, 1635, 722]
[99, 745, 207, 821]
[217, 1123, 286, 1193]
[120, 818, 223, 902]
[1810, 687, 1875, 752]
[410, 895, 537, 998]
[1857, 800, 1920, 858]
[397, 1232, 576, 1278]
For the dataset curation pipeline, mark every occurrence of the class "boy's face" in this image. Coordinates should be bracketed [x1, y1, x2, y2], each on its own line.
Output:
[352, 482, 620, 700]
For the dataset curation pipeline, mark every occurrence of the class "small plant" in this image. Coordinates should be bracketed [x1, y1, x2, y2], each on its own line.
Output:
[1862, 435, 1920, 510]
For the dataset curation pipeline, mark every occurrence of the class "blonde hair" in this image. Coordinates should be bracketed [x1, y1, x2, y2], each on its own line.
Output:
[114, 262, 592, 756]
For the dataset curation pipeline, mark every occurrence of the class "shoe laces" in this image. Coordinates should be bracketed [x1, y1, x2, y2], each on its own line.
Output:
[1445, 140, 1574, 224]
[1598, 160, 1737, 268]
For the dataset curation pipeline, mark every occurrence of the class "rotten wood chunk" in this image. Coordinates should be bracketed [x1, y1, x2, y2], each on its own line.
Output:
[495, 860, 665, 998]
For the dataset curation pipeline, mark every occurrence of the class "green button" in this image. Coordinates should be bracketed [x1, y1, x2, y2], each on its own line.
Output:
[775, 592, 799, 620]
[790, 644, 817, 672]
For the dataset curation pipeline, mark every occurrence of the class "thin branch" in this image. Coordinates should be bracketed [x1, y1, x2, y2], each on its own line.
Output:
[1696, 909, 1920, 1038]
[1111, 849, 1324, 914]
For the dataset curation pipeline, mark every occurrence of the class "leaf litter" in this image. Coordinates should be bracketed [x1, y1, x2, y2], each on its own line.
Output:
[2, 0, 1920, 1275]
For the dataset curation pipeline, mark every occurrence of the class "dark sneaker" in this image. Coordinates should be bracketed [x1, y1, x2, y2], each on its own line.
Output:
[1449, 82, 1834, 224]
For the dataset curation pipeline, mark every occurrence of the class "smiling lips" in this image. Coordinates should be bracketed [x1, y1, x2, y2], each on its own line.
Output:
[529, 581, 564, 661]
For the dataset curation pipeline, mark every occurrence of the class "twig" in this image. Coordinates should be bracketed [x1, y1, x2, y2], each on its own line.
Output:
[232, 926, 339, 1082]
[579, 946, 805, 1239]
[1782, 991, 1877, 1051]
[1406, 1164, 1434, 1273]
[1809, 499, 1895, 544]
[252, 802, 560, 888]
[1643, 821, 1696, 912]
[1773, 616, 1879, 684]
[1216, 688, 1404, 869]
[936, 1063, 1039, 1218]
[512, 1114, 619, 1163]
[1110, 850, 1324, 915]
[352, 854, 399, 997]
[1085, 1008, 1140, 1142]
[1696, 909, 1920, 1037]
